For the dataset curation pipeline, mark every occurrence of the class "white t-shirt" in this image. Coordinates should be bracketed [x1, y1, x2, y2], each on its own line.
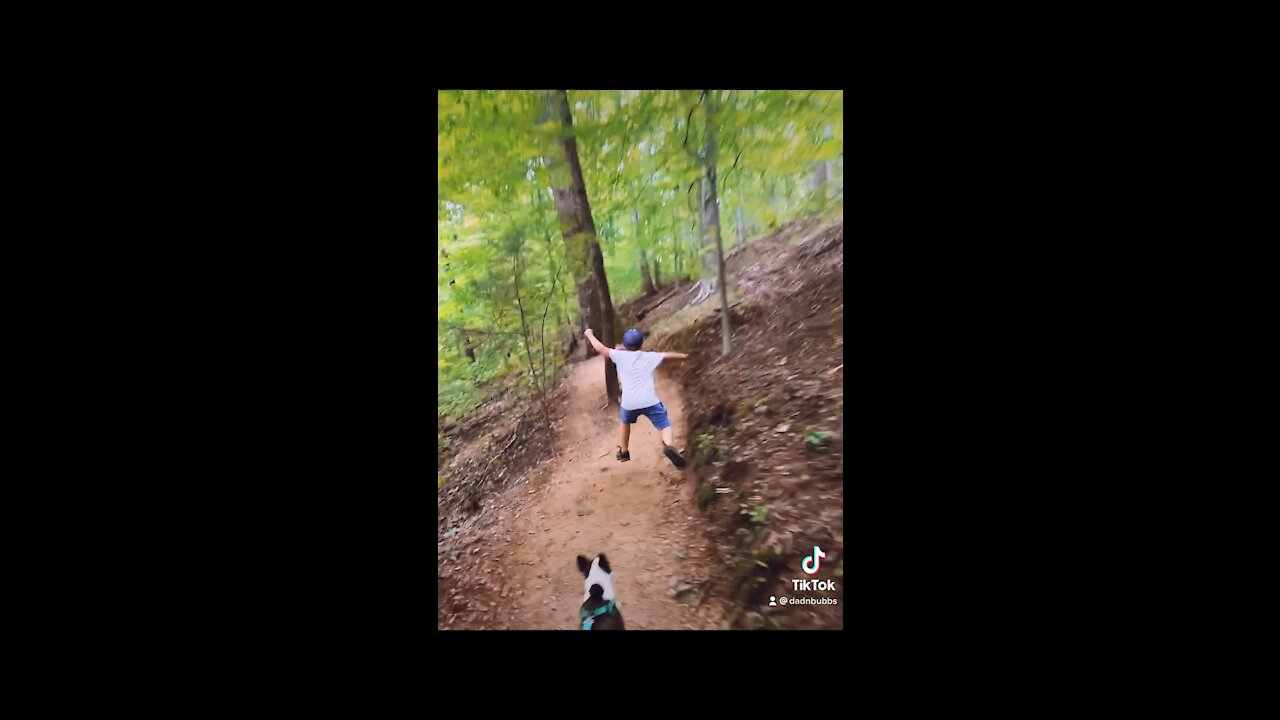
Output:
[610, 349, 664, 410]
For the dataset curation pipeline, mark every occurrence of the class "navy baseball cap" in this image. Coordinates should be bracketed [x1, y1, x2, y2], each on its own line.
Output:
[622, 328, 644, 350]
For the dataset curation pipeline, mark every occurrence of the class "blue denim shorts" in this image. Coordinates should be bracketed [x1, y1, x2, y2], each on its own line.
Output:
[619, 402, 671, 429]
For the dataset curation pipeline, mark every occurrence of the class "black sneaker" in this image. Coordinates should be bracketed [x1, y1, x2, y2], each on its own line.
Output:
[616, 447, 631, 462]
[663, 443, 687, 468]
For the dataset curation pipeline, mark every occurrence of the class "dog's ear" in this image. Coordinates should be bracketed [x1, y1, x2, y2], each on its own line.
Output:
[577, 555, 591, 576]
[597, 554, 611, 574]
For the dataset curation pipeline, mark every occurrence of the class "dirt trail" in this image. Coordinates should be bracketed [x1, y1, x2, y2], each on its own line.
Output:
[493, 354, 730, 630]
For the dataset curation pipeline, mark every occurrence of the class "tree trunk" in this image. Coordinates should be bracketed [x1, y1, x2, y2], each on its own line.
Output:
[705, 90, 732, 357]
[575, 280, 593, 334]
[700, 177, 714, 276]
[546, 90, 620, 405]
[539, 233, 565, 398]
[689, 176, 717, 304]
[565, 315, 579, 357]
[736, 207, 746, 252]
[653, 258, 661, 287]
[639, 247, 655, 295]
[538, 98, 596, 346]
[636, 211, 656, 296]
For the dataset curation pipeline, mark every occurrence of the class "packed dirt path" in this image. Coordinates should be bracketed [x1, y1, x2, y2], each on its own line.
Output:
[495, 354, 731, 630]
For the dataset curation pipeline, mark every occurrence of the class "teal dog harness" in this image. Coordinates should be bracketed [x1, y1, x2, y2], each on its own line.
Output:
[580, 599, 618, 630]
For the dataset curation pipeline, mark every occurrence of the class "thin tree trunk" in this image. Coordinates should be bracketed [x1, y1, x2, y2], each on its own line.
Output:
[653, 258, 661, 287]
[639, 247, 655, 295]
[700, 177, 713, 275]
[539, 244, 564, 400]
[512, 244, 554, 440]
[690, 157, 717, 304]
[635, 211, 656, 296]
[705, 90, 732, 356]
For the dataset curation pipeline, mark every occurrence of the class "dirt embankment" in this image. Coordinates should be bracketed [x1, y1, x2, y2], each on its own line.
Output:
[626, 218, 845, 629]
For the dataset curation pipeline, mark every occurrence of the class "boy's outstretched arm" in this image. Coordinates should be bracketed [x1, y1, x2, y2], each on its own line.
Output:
[663, 352, 689, 360]
[583, 328, 610, 358]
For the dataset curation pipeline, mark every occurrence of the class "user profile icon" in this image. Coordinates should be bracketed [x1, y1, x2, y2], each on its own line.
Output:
[769, 596, 777, 606]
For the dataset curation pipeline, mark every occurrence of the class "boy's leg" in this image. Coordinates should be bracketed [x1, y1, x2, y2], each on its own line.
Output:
[616, 407, 633, 462]
[647, 403, 686, 468]
[660, 428, 685, 467]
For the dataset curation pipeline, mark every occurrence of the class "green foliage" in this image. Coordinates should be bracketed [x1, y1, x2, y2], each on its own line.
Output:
[695, 432, 716, 456]
[439, 90, 843, 415]
[804, 430, 832, 448]
[744, 505, 768, 524]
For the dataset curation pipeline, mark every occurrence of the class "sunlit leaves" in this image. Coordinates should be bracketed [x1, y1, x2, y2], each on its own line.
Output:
[438, 89, 842, 412]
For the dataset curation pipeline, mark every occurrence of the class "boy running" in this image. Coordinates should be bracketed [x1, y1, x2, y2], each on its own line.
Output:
[583, 327, 688, 468]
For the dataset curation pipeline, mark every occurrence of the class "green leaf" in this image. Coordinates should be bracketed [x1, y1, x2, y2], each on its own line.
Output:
[804, 430, 832, 447]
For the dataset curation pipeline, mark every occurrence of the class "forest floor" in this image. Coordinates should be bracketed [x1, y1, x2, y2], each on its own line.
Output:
[438, 215, 843, 630]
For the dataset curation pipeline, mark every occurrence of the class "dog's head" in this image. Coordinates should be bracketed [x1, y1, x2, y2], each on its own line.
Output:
[577, 553, 615, 603]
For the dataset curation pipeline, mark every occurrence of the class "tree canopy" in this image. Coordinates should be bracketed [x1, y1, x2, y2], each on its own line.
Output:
[438, 90, 843, 420]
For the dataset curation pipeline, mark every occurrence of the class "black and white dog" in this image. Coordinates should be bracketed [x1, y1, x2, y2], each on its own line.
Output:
[576, 553, 625, 630]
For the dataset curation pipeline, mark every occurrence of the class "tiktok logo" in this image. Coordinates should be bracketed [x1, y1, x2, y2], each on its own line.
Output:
[802, 545, 826, 575]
